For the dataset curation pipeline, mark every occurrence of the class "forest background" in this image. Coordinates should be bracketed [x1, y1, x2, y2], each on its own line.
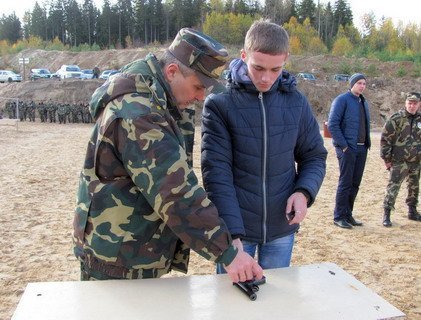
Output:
[0, 0, 420, 74]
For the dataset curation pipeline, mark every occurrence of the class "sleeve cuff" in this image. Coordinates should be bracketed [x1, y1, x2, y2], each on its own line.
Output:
[295, 188, 312, 206]
[215, 245, 238, 266]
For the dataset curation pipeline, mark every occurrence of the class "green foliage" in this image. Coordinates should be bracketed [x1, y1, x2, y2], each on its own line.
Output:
[338, 61, 352, 74]
[352, 60, 364, 73]
[0, 36, 91, 56]
[332, 36, 353, 56]
[44, 37, 69, 51]
[366, 64, 379, 77]
[396, 67, 407, 77]
[203, 12, 256, 45]
[320, 61, 333, 73]
[0, 0, 419, 65]
[410, 65, 420, 78]
[284, 17, 327, 55]
[69, 43, 101, 52]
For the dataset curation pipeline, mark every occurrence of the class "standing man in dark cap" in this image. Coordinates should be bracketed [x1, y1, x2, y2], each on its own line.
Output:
[328, 73, 371, 229]
[380, 92, 421, 226]
[73, 28, 263, 283]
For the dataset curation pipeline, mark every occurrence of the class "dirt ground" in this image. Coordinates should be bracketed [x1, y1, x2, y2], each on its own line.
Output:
[0, 120, 420, 319]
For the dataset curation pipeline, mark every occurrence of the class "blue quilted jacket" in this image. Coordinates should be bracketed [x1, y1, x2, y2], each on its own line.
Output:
[201, 59, 327, 243]
[327, 91, 371, 150]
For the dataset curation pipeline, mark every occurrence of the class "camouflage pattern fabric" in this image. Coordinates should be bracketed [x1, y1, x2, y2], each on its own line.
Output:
[380, 109, 421, 163]
[381, 109, 421, 210]
[383, 161, 419, 210]
[73, 53, 237, 280]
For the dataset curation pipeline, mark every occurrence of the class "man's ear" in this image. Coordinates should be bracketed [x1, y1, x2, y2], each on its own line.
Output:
[164, 63, 179, 82]
[240, 49, 247, 62]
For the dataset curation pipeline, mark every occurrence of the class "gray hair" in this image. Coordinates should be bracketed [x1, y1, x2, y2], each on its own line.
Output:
[158, 49, 195, 77]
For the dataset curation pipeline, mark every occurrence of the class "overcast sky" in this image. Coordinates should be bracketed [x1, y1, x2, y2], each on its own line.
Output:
[1, 0, 420, 31]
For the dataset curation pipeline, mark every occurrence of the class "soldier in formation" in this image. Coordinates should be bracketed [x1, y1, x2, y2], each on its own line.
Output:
[380, 92, 421, 226]
[2, 100, 94, 124]
[38, 101, 47, 122]
[4, 101, 17, 119]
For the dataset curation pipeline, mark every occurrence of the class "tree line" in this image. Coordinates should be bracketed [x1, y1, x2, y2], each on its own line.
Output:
[0, 0, 419, 63]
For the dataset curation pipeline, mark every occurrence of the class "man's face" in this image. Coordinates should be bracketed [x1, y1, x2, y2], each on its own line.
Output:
[166, 64, 206, 110]
[405, 99, 420, 115]
[350, 79, 367, 96]
[242, 50, 288, 93]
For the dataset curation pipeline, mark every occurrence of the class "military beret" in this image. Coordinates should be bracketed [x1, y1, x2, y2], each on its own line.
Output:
[169, 28, 228, 92]
[406, 92, 420, 101]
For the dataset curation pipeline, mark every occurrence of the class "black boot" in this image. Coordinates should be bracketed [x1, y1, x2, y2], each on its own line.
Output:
[408, 206, 421, 221]
[383, 208, 392, 227]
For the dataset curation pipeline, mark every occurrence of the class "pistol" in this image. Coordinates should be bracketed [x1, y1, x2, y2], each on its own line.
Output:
[233, 276, 266, 301]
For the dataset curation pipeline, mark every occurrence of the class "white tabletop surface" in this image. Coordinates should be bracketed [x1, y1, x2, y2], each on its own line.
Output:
[12, 262, 405, 320]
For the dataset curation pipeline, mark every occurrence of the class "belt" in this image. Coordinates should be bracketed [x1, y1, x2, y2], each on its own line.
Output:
[357, 142, 365, 145]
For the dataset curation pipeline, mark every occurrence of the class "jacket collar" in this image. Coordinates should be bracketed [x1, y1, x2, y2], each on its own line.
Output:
[227, 58, 297, 94]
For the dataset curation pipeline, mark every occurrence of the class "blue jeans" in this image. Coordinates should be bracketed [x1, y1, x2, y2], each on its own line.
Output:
[216, 233, 295, 273]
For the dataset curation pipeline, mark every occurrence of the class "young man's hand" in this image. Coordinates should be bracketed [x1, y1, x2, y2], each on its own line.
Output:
[285, 192, 308, 225]
[232, 238, 243, 251]
[224, 251, 263, 283]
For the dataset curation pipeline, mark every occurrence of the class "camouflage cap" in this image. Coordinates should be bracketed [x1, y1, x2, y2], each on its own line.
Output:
[406, 92, 420, 101]
[169, 28, 228, 91]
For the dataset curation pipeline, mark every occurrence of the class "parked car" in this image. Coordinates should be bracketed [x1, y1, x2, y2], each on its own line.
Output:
[0, 70, 22, 83]
[30, 68, 52, 80]
[81, 69, 94, 79]
[109, 70, 120, 77]
[333, 74, 350, 82]
[99, 69, 119, 80]
[56, 65, 83, 79]
[296, 72, 317, 81]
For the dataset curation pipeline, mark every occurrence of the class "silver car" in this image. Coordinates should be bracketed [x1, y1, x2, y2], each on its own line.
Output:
[0, 70, 22, 83]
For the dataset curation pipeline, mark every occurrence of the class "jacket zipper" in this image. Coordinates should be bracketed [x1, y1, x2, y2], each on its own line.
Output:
[258, 92, 268, 243]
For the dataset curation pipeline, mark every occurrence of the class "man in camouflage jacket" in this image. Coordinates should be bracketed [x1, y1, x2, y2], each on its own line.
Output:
[380, 92, 421, 226]
[73, 28, 263, 282]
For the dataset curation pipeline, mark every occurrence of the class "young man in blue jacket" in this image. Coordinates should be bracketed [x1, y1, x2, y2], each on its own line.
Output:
[201, 20, 327, 270]
[328, 73, 371, 229]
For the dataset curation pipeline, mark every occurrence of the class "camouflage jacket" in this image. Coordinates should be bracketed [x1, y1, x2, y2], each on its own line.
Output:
[380, 110, 421, 163]
[73, 53, 237, 279]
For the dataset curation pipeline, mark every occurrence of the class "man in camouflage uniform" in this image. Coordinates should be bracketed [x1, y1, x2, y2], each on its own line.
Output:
[47, 100, 57, 123]
[4, 101, 13, 119]
[380, 92, 421, 226]
[57, 103, 67, 124]
[37, 101, 47, 122]
[28, 100, 36, 122]
[73, 28, 263, 283]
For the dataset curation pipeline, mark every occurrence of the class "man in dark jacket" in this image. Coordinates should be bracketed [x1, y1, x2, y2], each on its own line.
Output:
[380, 92, 421, 226]
[201, 20, 327, 270]
[328, 73, 371, 229]
[73, 28, 263, 283]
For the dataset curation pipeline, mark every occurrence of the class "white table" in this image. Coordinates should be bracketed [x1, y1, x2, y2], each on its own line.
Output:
[12, 262, 405, 320]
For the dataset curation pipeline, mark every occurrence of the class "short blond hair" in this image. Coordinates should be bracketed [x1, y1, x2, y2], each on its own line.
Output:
[244, 19, 289, 55]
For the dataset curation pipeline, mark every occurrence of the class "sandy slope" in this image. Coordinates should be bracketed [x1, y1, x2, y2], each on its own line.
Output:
[0, 121, 420, 319]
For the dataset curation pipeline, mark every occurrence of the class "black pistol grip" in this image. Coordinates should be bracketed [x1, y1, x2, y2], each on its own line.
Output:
[233, 282, 257, 301]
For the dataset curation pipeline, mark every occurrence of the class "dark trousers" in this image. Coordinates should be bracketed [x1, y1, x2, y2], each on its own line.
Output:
[334, 145, 368, 221]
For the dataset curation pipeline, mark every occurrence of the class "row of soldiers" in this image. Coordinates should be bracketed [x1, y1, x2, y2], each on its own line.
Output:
[3, 100, 94, 124]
